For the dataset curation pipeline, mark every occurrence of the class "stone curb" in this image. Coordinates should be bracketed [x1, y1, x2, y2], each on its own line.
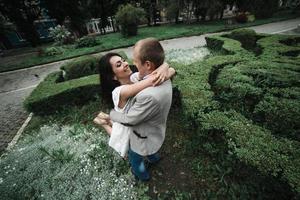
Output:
[6, 112, 33, 151]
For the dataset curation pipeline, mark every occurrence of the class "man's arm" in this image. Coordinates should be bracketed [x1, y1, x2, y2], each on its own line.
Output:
[110, 95, 159, 126]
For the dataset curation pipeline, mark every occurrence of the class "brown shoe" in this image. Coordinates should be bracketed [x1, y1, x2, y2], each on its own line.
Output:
[97, 112, 110, 120]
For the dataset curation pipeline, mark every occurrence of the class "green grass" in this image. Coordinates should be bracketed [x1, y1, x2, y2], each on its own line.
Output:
[0, 10, 298, 73]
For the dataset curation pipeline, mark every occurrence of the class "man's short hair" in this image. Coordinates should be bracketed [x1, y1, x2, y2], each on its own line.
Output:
[136, 38, 165, 69]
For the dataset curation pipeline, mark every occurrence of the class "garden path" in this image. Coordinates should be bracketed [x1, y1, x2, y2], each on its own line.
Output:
[0, 17, 299, 153]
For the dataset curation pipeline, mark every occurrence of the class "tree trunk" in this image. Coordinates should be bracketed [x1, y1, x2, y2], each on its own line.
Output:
[175, 10, 179, 23]
[18, 22, 40, 47]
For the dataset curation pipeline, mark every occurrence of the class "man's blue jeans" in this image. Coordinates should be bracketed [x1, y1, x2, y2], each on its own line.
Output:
[128, 147, 160, 181]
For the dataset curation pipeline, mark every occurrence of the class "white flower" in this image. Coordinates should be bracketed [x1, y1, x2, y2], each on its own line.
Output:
[166, 47, 210, 65]
[0, 177, 3, 184]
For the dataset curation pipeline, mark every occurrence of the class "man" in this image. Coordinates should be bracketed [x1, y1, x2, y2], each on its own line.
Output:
[109, 38, 173, 181]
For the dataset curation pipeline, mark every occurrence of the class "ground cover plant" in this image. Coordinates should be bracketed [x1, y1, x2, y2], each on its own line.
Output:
[0, 100, 150, 200]
[0, 10, 297, 73]
[1, 30, 300, 199]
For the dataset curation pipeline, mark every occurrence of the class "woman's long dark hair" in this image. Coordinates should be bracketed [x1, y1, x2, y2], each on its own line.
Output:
[98, 52, 121, 106]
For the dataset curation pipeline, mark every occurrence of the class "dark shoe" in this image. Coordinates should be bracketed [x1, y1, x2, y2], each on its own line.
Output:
[131, 168, 150, 182]
[145, 156, 162, 169]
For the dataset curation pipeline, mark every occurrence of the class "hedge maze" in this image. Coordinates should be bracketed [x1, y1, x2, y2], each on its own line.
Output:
[172, 29, 300, 194]
[24, 29, 300, 195]
[24, 51, 129, 115]
[24, 56, 101, 115]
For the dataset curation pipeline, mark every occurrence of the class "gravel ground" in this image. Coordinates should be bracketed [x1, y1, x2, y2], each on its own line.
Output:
[0, 89, 32, 153]
[0, 18, 299, 153]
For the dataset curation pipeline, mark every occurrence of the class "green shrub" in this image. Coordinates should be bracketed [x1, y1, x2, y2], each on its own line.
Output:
[43, 47, 64, 56]
[257, 35, 300, 62]
[49, 25, 74, 45]
[24, 72, 99, 115]
[213, 59, 300, 115]
[199, 110, 300, 193]
[205, 35, 252, 57]
[252, 0, 279, 18]
[243, 61, 300, 88]
[75, 36, 98, 48]
[254, 94, 300, 140]
[236, 0, 279, 19]
[235, 12, 248, 23]
[60, 56, 100, 81]
[175, 32, 300, 194]
[115, 4, 146, 37]
[25, 51, 129, 115]
[227, 29, 257, 50]
[165, 3, 180, 22]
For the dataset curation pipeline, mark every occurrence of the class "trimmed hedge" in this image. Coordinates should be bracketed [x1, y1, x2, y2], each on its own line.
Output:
[226, 28, 258, 50]
[43, 47, 64, 56]
[75, 36, 98, 48]
[24, 72, 99, 115]
[172, 29, 300, 194]
[205, 35, 252, 57]
[258, 34, 300, 64]
[199, 110, 300, 193]
[208, 31, 300, 139]
[24, 51, 130, 115]
[60, 56, 100, 81]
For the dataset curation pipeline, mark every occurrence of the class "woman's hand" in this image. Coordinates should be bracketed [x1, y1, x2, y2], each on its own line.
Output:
[151, 62, 169, 86]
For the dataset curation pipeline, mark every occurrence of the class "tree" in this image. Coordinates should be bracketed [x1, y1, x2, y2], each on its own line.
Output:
[130, 0, 160, 26]
[0, 0, 42, 47]
[0, 13, 15, 49]
[115, 3, 146, 37]
[0, 13, 14, 35]
[164, 0, 184, 23]
[85, 0, 123, 34]
[43, 0, 88, 37]
[236, 0, 280, 18]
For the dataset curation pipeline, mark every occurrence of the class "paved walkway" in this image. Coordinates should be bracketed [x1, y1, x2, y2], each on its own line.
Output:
[0, 18, 299, 153]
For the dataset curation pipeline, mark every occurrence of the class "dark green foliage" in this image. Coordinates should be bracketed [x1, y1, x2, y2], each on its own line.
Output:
[24, 51, 130, 115]
[236, 0, 279, 19]
[43, 47, 64, 56]
[173, 29, 300, 194]
[75, 36, 98, 48]
[235, 12, 248, 23]
[198, 110, 300, 193]
[1, 12, 297, 73]
[254, 94, 300, 140]
[205, 35, 252, 57]
[24, 72, 99, 115]
[39, 147, 74, 164]
[60, 55, 100, 81]
[227, 29, 257, 50]
[115, 4, 146, 37]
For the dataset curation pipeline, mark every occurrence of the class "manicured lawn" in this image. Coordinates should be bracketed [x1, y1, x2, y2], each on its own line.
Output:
[0, 10, 298, 73]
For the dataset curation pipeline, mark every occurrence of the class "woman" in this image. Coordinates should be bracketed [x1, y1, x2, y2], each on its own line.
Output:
[94, 52, 175, 157]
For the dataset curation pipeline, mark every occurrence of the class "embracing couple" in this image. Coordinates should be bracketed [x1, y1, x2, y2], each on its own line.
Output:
[94, 38, 175, 181]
